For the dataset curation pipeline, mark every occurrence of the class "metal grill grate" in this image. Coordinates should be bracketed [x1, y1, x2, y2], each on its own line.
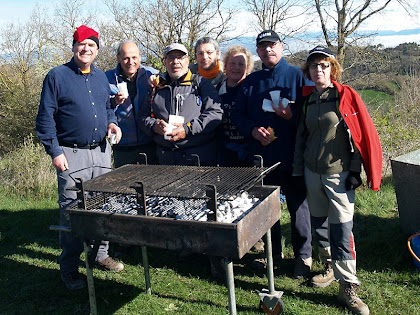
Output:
[75, 164, 274, 199]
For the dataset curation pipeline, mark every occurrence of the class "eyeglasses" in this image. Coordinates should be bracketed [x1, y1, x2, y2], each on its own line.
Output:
[166, 55, 188, 62]
[309, 62, 331, 70]
[257, 41, 279, 50]
[196, 50, 215, 56]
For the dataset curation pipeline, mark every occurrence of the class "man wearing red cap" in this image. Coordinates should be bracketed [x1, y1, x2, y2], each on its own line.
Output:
[36, 25, 124, 291]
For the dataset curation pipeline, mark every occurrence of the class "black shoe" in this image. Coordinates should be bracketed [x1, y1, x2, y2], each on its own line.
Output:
[61, 271, 86, 290]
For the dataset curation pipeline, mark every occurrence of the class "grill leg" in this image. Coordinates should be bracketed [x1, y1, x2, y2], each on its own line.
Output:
[83, 241, 97, 315]
[142, 246, 151, 294]
[225, 257, 237, 315]
[265, 228, 275, 293]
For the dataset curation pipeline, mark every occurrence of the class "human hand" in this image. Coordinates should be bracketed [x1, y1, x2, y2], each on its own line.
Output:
[345, 171, 362, 190]
[252, 126, 273, 146]
[52, 154, 69, 171]
[167, 124, 186, 142]
[114, 92, 127, 105]
[153, 119, 167, 135]
[271, 101, 293, 120]
[107, 123, 122, 144]
[148, 74, 159, 87]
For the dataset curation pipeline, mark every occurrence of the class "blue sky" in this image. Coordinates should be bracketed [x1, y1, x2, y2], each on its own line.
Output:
[1, 0, 419, 49]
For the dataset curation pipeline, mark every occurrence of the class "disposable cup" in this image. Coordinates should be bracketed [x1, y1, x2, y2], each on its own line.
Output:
[164, 115, 185, 140]
[117, 82, 128, 98]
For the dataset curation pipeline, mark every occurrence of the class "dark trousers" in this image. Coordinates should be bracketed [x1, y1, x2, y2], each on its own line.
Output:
[264, 169, 312, 259]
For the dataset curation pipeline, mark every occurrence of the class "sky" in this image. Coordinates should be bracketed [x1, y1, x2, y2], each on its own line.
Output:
[1, 0, 420, 49]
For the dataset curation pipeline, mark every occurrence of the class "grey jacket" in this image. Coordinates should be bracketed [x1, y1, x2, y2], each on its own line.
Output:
[140, 70, 222, 150]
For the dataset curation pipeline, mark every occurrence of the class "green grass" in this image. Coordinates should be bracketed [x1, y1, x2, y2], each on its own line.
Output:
[359, 89, 394, 114]
[1, 177, 419, 314]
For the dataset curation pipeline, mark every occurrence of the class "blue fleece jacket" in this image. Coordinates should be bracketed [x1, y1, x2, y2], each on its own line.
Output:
[105, 64, 158, 146]
[36, 58, 117, 158]
[231, 58, 313, 170]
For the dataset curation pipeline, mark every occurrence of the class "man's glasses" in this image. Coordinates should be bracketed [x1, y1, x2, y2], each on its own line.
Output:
[309, 62, 331, 70]
[257, 41, 279, 50]
[166, 55, 188, 62]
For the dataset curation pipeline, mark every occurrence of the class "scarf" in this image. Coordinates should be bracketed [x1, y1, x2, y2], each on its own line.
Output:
[198, 60, 222, 80]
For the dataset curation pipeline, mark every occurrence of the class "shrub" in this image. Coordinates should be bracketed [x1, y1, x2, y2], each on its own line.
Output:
[0, 134, 56, 199]
[372, 74, 420, 175]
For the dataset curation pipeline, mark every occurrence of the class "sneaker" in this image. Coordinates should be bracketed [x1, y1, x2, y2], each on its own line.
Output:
[311, 263, 336, 288]
[337, 282, 370, 315]
[293, 257, 312, 278]
[96, 257, 124, 272]
[61, 271, 86, 290]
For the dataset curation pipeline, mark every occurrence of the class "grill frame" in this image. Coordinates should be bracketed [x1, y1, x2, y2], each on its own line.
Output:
[69, 185, 281, 260]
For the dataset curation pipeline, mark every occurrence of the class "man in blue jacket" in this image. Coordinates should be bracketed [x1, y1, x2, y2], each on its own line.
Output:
[36, 25, 124, 291]
[231, 30, 313, 278]
[105, 41, 158, 167]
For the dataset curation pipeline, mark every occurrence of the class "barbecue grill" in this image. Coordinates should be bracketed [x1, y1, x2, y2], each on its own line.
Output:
[60, 163, 284, 314]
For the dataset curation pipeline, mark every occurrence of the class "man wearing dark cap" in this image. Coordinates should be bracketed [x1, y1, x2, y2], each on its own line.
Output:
[231, 30, 314, 278]
[36, 25, 124, 291]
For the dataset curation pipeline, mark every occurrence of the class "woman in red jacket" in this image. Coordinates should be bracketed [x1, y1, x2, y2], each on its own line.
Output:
[293, 46, 382, 315]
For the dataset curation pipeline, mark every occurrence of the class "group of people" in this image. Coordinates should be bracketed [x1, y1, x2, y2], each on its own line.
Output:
[36, 25, 382, 315]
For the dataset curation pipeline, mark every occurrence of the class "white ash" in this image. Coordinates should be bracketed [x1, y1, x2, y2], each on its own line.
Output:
[90, 192, 260, 223]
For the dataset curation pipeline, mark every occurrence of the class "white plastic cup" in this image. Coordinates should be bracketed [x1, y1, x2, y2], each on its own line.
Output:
[164, 115, 185, 140]
[117, 82, 128, 98]
[269, 90, 280, 107]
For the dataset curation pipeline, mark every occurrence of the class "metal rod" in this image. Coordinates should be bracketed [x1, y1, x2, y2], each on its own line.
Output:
[133, 182, 146, 215]
[265, 228, 275, 293]
[49, 225, 71, 232]
[75, 178, 87, 210]
[83, 241, 97, 315]
[225, 257, 237, 315]
[206, 185, 217, 221]
[142, 246, 152, 295]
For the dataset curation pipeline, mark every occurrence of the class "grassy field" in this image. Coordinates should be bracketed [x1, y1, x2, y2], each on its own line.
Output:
[0, 176, 419, 314]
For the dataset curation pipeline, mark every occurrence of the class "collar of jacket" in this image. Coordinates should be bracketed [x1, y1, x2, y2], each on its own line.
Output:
[115, 63, 146, 82]
[159, 69, 194, 88]
[261, 57, 287, 73]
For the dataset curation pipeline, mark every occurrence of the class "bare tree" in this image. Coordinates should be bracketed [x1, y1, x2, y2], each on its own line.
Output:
[242, 0, 312, 41]
[104, 0, 236, 68]
[314, 0, 413, 66]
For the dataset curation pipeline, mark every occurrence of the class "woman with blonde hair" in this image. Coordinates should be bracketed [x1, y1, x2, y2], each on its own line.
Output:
[217, 45, 254, 166]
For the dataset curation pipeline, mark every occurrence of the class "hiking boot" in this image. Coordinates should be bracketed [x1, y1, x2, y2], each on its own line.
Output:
[337, 282, 370, 315]
[96, 257, 124, 272]
[61, 271, 86, 290]
[293, 257, 312, 278]
[311, 262, 336, 288]
[251, 239, 265, 253]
